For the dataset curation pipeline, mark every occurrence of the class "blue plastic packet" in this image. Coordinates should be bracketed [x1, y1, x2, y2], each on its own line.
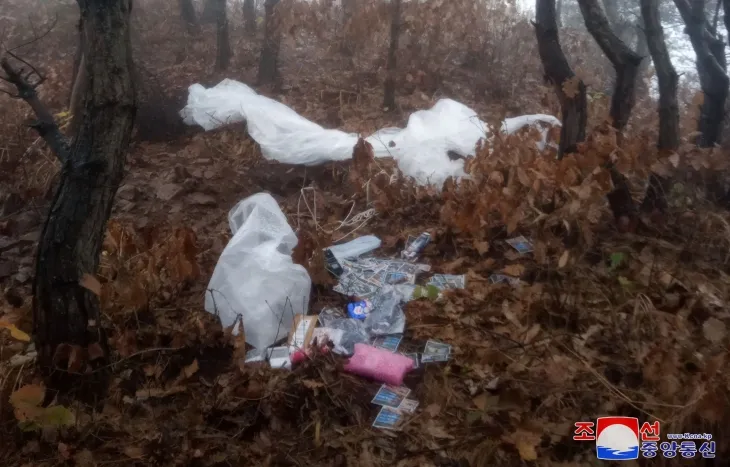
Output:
[347, 300, 372, 320]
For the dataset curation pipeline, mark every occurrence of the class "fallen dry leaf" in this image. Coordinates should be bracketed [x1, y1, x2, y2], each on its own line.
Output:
[79, 273, 102, 296]
[123, 446, 144, 459]
[702, 318, 727, 344]
[501, 264, 525, 277]
[0, 319, 31, 342]
[135, 386, 186, 401]
[558, 250, 569, 268]
[473, 240, 490, 255]
[425, 420, 455, 439]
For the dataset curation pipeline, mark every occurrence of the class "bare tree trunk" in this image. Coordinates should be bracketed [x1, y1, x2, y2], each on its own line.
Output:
[642, 0, 680, 151]
[244, 0, 256, 35]
[179, 0, 199, 34]
[1, 0, 136, 403]
[383, 0, 402, 110]
[69, 16, 87, 137]
[70, 16, 84, 108]
[201, 0, 219, 23]
[533, 0, 587, 159]
[721, 0, 730, 150]
[578, 0, 643, 131]
[674, 0, 729, 147]
[340, 0, 357, 56]
[639, 0, 680, 214]
[215, 0, 231, 70]
[258, 0, 281, 85]
[635, 20, 652, 96]
[556, 0, 563, 27]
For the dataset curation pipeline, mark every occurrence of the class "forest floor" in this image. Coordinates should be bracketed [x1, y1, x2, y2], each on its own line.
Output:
[2, 5, 730, 467]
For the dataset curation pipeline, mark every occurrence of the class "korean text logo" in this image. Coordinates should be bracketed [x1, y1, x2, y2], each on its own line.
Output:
[573, 417, 716, 460]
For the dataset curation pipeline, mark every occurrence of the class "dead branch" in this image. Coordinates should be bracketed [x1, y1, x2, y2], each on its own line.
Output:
[0, 53, 69, 163]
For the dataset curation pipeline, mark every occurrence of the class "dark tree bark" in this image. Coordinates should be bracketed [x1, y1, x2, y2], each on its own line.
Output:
[1, 0, 136, 402]
[641, 0, 680, 151]
[69, 16, 87, 137]
[557, 0, 563, 27]
[578, 0, 643, 131]
[533, 0, 587, 159]
[215, 0, 231, 70]
[639, 0, 680, 214]
[383, 0, 402, 110]
[674, 0, 729, 147]
[724, 0, 730, 40]
[634, 20, 652, 96]
[243, 0, 256, 35]
[258, 0, 281, 85]
[70, 16, 85, 108]
[339, 0, 357, 55]
[179, 0, 199, 34]
[201, 0, 221, 24]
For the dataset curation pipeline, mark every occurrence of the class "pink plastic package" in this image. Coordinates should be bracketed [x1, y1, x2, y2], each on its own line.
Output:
[343, 343, 414, 386]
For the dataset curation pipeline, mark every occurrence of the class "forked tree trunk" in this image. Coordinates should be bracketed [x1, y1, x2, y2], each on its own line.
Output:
[639, 0, 680, 214]
[2, 0, 137, 402]
[258, 0, 281, 85]
[215, 0, 231, 70]
[179, 0, 199, 34]
[244, 0, 256, 35]
[578, 0, 643, 132]
[674, 0, 729, 147]
[533, 0, 587, 159]
[383, 0, 402, 110]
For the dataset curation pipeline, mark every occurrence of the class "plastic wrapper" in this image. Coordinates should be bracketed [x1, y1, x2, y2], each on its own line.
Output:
[326, 318, 370, 355]
[364, 286, 406, 336]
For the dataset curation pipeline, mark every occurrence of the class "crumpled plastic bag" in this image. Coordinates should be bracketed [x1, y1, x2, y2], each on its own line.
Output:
[326, 318, 370, 355]
[180, 79, 561, 188]
[364, 286, 406, 336]
[204, 193, 311, 350]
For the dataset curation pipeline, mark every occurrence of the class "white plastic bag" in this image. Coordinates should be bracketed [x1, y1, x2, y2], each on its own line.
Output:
[204, 192, 311, 350]
[180, 79, 560, 187]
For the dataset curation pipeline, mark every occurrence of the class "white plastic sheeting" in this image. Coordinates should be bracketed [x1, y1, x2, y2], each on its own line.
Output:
[205, 192, 311, 350]
[181, 79, 560, 187]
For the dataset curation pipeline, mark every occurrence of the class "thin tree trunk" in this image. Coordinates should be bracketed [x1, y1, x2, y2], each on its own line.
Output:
[69, 16, 86, 137]
[201, 0, 219, 23]
[69, 52, 87, 138]
[533, 0, 587, 159]
[717, 0, 730, 204]
[635, 20, 652, 96]
[258, 0, 281, 85]
[578, 0, 643, 132]
[340, 0, 356, 55]
[639, 0, 680, 214]
[383, 0, 402, 110]
[179, 0, 199, 34]
[674, 0, 729, 147]
[69, 16, 84, 108]
[556, 0, 563, 27]
[215, 0, 231, 70]
[1, 0, 137, 402]
[244, 0, 256, 35]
